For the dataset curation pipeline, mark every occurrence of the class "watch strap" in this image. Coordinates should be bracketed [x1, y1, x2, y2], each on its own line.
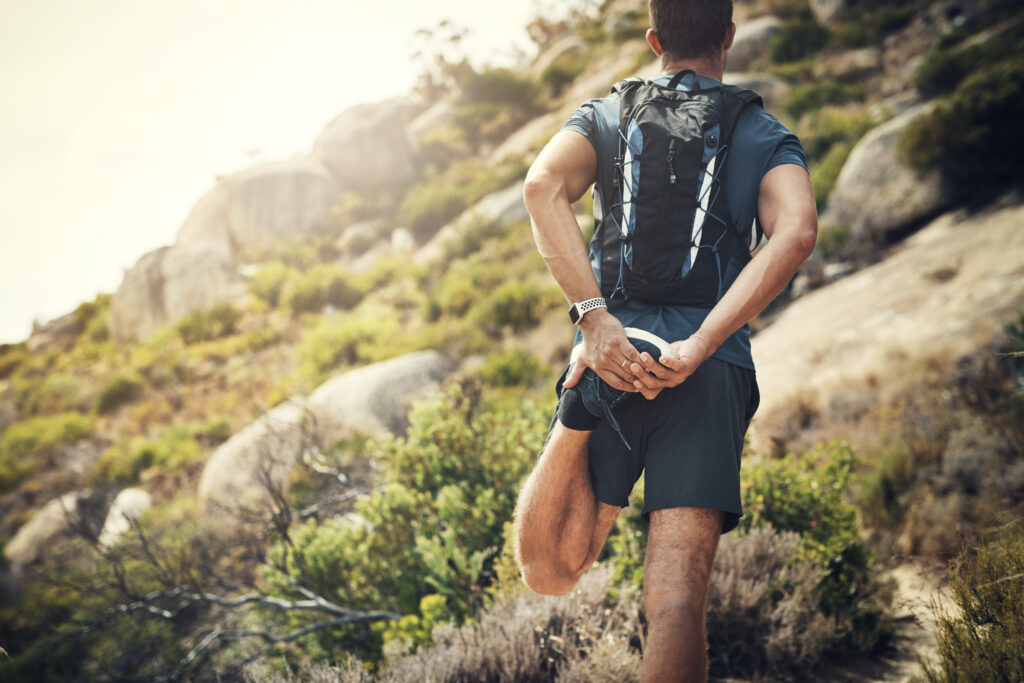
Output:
[569, 297, 607, 324]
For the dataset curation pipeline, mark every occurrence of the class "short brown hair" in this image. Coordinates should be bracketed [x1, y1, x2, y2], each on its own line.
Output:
[648, 0, 734, 60]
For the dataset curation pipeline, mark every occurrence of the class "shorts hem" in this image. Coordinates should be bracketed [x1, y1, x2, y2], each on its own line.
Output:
[641, 503, 743, 535]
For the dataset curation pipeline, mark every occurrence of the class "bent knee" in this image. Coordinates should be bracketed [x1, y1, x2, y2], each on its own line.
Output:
[519, 559, 581, 596]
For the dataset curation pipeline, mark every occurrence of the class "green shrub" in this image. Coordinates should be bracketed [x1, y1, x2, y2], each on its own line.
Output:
[768, 59, 815, 84]
[810, 141, 853, 209]
[831, 8, 914, 48]
[248, 261, 294, 307]
[914, 30, 1024, 98]
[740, 442, 893, 650]
[280, 265, 362, 315]
[260, 384, 550, 660]
[0, 413, 95, 492]
[857, 441, 914, 528]
[0, 345, 27, 380]
[468, 279, 561, 335]
[801, 107, 874, 163]
[397, 157, 527, 239]
[920, 527, 1024, 682]
[816, 223, 852, 260]
[395, 182, 469, 238]
[478, 349, 547, 388]
[93, 424, 204, 484]
[783, 82, 866, 119]
[770, 19, 830, 63]
[12, 370, 92, 415]
[900, 58, 1024, 190]
[540, 56, 585, 96]
[175, 303, 242, 345]
[297, 314, 401, 383]
[459, 67, 538, 108]
[95, 370, 145, 414]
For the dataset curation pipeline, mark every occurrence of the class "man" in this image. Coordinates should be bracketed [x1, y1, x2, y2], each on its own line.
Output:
[512, 1, 817, 681]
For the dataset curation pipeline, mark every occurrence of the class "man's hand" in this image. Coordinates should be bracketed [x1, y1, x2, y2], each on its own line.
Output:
[562, 309, 642, 392]
[628, 334, 711, 400]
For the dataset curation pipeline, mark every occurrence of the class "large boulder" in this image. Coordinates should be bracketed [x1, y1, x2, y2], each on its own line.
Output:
[109, 245, 246, 343]
[312, 100, 419, 193]
[26, 310, 82, 353]
[724, 73, 790, 110]
[3, 491, 102, 570]
[810, 0, 848, 24]
[750, 199, 1024, 453]
[175, 158, 341, 261]
[821, 104, 950, 242]
[197, 398, 310, 509]
[98, 488, 153, 547]
[727, 16, 782, 72]
[414, 182, 528, 265]
[308, 350, 453, 448]
[532, 36, 588, 78]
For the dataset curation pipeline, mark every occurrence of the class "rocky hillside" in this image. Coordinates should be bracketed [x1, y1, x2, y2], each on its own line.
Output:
[1, 0, 1022, 680]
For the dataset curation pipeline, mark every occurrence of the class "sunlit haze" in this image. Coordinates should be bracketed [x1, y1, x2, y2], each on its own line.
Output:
[0, 0, 547, 343]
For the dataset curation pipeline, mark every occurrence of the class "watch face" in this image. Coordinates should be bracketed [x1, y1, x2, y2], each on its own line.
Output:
[568, 304, 580, 324]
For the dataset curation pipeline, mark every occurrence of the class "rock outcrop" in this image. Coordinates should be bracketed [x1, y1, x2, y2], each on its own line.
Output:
[307, 350, 453, 448]
[810, 0, 848, 24]
[175, 158, 341, 261]
[726, 16, 782, 72]
[724, 73, 790, 110]
[26, 310, 82, 353]
[751, 199, 1024, 452]
[197, 351, 453, 514]
[3, 490, 100, 570]
[821, 104, 950, 242]
[109, 245, 246, 343]
[197, 398, 310, 509]
[98, 488, 153, 547]
[312, 101, 419, 193]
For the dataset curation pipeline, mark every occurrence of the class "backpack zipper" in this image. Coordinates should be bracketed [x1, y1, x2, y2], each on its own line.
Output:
[667, 139, 677, 185]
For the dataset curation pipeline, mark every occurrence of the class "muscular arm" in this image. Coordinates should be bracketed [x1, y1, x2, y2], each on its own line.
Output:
[632, 163, 818, 393]
[524, 130, 641, 392]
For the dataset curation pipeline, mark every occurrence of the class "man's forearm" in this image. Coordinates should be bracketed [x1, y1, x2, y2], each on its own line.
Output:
[693, 220, 816, 355]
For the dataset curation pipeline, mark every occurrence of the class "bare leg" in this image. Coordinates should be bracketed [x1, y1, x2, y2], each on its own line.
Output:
[513, 420, 620, 595]
[642, 506, 724, 683]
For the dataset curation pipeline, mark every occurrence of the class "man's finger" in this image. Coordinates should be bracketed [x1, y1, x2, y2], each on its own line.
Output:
[659, 354, 685, 372]
[634, 379, 660, 400]
[597, 367, 638, 392]
[631, 362, 670, 390]
[562, 361, 586, 389]
[640, 352, 672, 380]
[618, 340, 642, 364]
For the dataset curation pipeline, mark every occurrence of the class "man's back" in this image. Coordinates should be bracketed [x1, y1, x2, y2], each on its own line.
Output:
[560, 70, 807, 372]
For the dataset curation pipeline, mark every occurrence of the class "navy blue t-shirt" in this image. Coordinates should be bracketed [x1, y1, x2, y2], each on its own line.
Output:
[562, 71, 807, 370]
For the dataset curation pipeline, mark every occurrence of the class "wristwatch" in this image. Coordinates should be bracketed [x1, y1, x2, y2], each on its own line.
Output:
[568, 297, 607, 325]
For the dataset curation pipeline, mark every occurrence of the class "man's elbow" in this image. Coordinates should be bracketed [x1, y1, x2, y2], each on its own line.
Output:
[523, 169, 562, 213]
[795, 218, 818, 259]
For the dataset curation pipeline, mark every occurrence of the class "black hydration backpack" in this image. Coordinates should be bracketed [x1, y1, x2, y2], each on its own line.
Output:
[594, 70, 763, 306]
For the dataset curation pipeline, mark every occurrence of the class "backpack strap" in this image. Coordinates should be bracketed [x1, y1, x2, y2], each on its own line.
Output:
[610, 77, 645, 95]
[718, 85, 764, 143]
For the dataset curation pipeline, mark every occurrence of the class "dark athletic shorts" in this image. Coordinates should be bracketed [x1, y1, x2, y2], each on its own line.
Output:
[545, 357, 760, 535]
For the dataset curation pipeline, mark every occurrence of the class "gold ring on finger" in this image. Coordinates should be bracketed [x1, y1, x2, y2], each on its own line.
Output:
[620, 358, 629, 369]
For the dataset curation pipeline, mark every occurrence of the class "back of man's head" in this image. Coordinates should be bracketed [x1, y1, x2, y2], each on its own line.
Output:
[648, 0, 734, 60]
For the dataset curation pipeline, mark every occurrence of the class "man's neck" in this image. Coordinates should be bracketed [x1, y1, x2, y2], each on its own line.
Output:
[659, 55, 725, 83]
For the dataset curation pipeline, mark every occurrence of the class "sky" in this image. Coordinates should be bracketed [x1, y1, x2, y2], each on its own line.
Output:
[0, 0, 548, 344]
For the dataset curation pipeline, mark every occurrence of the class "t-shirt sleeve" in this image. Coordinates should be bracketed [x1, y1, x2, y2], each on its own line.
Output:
[765, 129, 808, 173]
[561, 99, 604, 151]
